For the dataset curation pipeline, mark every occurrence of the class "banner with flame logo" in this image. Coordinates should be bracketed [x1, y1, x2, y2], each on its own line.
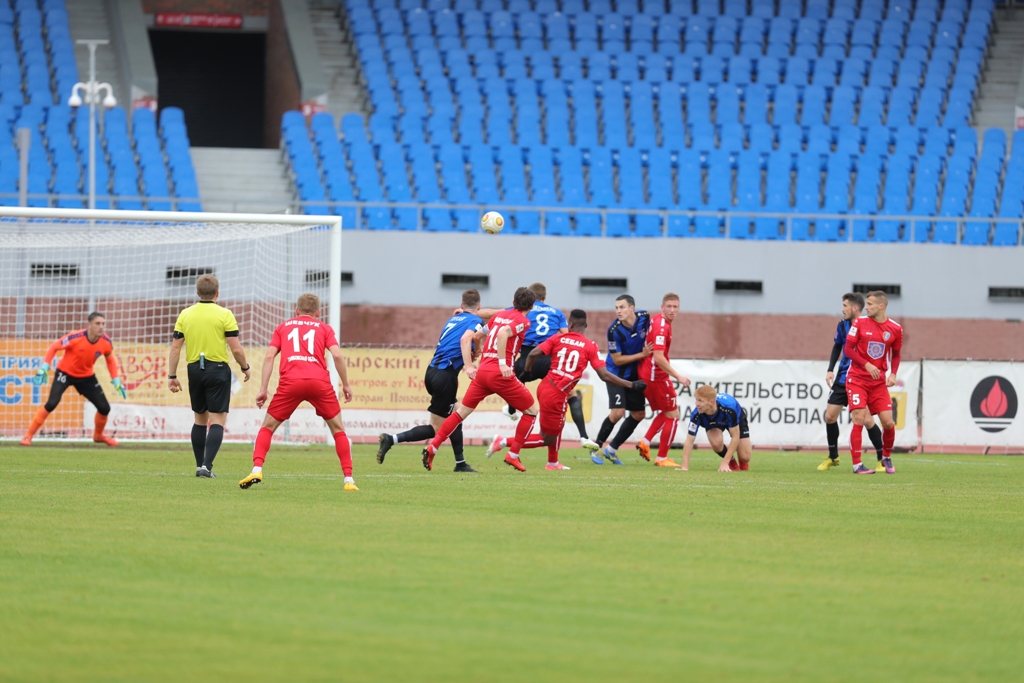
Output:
[923, 361, 1023, 446]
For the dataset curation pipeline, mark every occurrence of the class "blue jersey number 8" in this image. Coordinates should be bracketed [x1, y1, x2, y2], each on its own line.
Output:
[534, 313, 549, 337]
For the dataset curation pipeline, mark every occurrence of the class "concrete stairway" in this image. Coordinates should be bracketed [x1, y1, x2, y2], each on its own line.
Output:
[64, 0, 125, 106]
[308, 4, 368, 122]
[973, 8, 1024, 141]
[190, 148, 295, 214]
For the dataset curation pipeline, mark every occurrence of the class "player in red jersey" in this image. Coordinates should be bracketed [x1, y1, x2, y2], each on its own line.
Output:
[487, 310, 646, 469]
[239, 294, 357, 491]
[843, 290, 903, 475]
[423, 287, 539, 472]
[21, 312, 126, 446]
[634, 293, 691, 467]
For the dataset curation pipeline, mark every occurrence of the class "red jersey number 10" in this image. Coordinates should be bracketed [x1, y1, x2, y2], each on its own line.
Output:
[555, 347, 580, 373]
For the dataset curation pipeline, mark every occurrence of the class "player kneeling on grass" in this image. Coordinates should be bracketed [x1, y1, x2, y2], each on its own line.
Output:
[22, 312, 126, 447]
[424, 286, 538, 473]
[677, 386, 752, 472]
[488, 310, 646, 470]
[239, 294, 357, 491]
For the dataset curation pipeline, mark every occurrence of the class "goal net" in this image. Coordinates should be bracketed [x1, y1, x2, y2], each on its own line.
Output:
[0, 208, 341, 443]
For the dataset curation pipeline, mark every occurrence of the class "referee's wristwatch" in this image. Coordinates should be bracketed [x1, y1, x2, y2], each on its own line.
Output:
[240, 364, 251, 372]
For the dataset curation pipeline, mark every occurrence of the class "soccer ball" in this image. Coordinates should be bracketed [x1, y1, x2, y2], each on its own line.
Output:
[481, 211, 505, 234]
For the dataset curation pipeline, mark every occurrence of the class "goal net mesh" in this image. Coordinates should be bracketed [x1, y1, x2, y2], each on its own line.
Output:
[0, 215, 335, 442]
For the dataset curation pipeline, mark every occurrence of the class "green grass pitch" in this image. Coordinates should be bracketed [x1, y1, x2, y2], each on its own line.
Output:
[1, 442, 1022, 682]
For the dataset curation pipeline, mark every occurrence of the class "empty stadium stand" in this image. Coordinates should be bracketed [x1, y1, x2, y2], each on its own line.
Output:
[282, 0, 1024, 243]
[0, 0, 200, 210]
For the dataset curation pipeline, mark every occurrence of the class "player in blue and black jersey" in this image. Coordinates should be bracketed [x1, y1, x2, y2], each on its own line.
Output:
[591, 294, 653, 465]
[818, 292, 866, 471]
[377, 289, 484, 472]
[678, 385, 752, 472]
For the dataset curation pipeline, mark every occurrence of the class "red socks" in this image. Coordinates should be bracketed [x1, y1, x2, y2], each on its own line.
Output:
[658, 417, 677, 459]
[430, 412, 464, 451]
[882, 426, 895, 458]
[521, 435, 546, 449]
[508, 413, 537, 455]
[334, 431, 353, 477]
[850, 424, 863, 465]
[253, 427, 272, 467]
[547, 441, 560, 464]
[644, 413, 666, 443]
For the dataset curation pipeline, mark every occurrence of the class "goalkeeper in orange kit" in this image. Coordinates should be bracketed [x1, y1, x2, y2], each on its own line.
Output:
[21, 312, 127, 446]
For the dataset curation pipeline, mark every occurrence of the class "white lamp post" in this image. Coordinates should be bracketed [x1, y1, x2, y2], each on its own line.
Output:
[68, 39, 116, 210]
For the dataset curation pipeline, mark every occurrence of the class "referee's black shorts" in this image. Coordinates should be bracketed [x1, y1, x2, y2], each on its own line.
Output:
[514, 346, 551, 382]
[187, 361, 232, 414]
[424, 365, 459, 418]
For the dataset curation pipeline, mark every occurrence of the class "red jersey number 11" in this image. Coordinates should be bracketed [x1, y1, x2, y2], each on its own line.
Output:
[287, 327, 315, 354]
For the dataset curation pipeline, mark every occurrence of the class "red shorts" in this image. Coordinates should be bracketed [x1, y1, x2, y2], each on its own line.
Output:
[267, 380, 341, 422]
[537, 380, 570, 436]
[461, 365, 535, 412]
[846, 380, 892, 415]
[644, 377, 678, 413]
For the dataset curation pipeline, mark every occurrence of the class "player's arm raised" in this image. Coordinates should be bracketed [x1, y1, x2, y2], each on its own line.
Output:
[652, 348, 691, 387]
[328, 345, 353, 403]
[460, 329, 478, 379]
[717, 425, 741, 472]
[594, 365, 646, 391]
[167, 336, 185, 393]
[494, 325, 514, 378]
[255, 345, 280, 408]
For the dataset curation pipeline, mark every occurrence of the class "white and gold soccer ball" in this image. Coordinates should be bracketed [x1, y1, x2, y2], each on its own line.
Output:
[481, 211, 505, 234]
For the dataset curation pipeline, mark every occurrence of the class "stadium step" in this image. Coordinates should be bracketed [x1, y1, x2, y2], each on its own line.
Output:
[974, 8, 1024, 140]
[191, 148, 295, 214]
[65, 0, 126, 106]
[309, 4, 369, 123]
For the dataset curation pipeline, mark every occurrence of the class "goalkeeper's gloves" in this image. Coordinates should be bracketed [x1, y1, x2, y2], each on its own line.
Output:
[630, 380, 647, 392]
[112, 377, 128, 399]
[33, 363, 49, 386]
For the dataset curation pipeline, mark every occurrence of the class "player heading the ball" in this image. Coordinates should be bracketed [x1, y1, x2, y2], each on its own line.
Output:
[21, 312, 126, 447]
[678, 385, 753, 472]
[239, 293, 357, 491]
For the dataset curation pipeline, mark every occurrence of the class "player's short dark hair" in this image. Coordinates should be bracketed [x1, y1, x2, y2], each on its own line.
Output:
[87, 311, 104, 322]
[569, 309, 587, 324]
[843, 292, 866, 311]
[461, 289, 480, 309]
[615, 294, 635, 308]
[196, 274, 219, 299]
[663, 292, 680, 303]
[296, 293, 320, 315]
[528, 282, 546, 301]
[513, 286, 536, 312]
[866, 290, 888, 304]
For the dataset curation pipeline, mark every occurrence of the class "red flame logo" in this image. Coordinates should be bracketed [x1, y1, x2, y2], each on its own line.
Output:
[980, 379, 1008, 418]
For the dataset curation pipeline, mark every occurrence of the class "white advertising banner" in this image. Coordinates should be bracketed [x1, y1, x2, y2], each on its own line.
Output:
[922, 360, 1024, 447]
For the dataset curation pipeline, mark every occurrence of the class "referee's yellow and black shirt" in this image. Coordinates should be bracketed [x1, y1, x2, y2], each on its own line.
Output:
[173, 301, 240, 363]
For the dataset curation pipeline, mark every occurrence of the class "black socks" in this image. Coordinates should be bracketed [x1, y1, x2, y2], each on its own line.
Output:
[190, 424, 206, 468]
[826, 421, 840, 459]
[203, 424, 224, 471]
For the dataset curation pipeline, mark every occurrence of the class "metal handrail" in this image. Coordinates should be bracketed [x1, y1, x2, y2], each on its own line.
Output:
[0, 192, 199, 209]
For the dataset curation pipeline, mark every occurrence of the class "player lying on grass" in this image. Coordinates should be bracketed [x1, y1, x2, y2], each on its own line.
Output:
[22, 312, 126, 447]
[678, 386, 752, 472]
[487, 310, 646, 470]
[377, 288, 485, 472]
[608, 292, 691, 467]
[239, 293, 357, 491]
[843, 290, 902, 475]
[423, 286, 539, 473]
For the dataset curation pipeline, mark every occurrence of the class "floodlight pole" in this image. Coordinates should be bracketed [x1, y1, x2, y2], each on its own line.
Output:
[68, 40, 115, 210]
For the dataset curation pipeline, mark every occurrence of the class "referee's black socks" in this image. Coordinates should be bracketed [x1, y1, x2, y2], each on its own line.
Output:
[203, 424, 224, 471]
[190, 424, 206, 468]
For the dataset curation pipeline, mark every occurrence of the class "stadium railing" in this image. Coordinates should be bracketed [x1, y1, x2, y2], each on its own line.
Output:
[0, 192, 202, 211]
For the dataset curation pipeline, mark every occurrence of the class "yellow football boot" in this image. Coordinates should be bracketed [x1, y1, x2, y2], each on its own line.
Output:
[817, 457, 840, 471]
[344, 481, 360, 491]
[238, 472, 263, 489]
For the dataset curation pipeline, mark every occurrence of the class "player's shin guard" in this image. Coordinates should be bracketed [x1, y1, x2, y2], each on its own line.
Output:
[609, 415, 641, 450]
[25, 407, 50, 438]
[658, 418, 677, 460]
[508, 412, 537, 455]
[568, 394, 588, 439]
[93, 413, 108, 440]
[826, 421, 840, 459]
[595, 417, 616, 446]
[334, 431, 353, 477]
[253, 427, 273, 468]
[882, 426, 895, 458]
[430, 412, 463, 451]
[850, 425, 863, 466]
[203, 424, 224, 471]
[866, 425, 884, 461]
[449, 424, 465, 462]
[191, 424, 207, 468]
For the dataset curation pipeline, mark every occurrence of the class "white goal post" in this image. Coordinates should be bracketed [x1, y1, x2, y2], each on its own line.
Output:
[0, 207, 342, 442]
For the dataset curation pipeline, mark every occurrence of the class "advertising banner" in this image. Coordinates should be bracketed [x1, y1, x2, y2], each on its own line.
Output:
[922, 360, 1024, 447]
